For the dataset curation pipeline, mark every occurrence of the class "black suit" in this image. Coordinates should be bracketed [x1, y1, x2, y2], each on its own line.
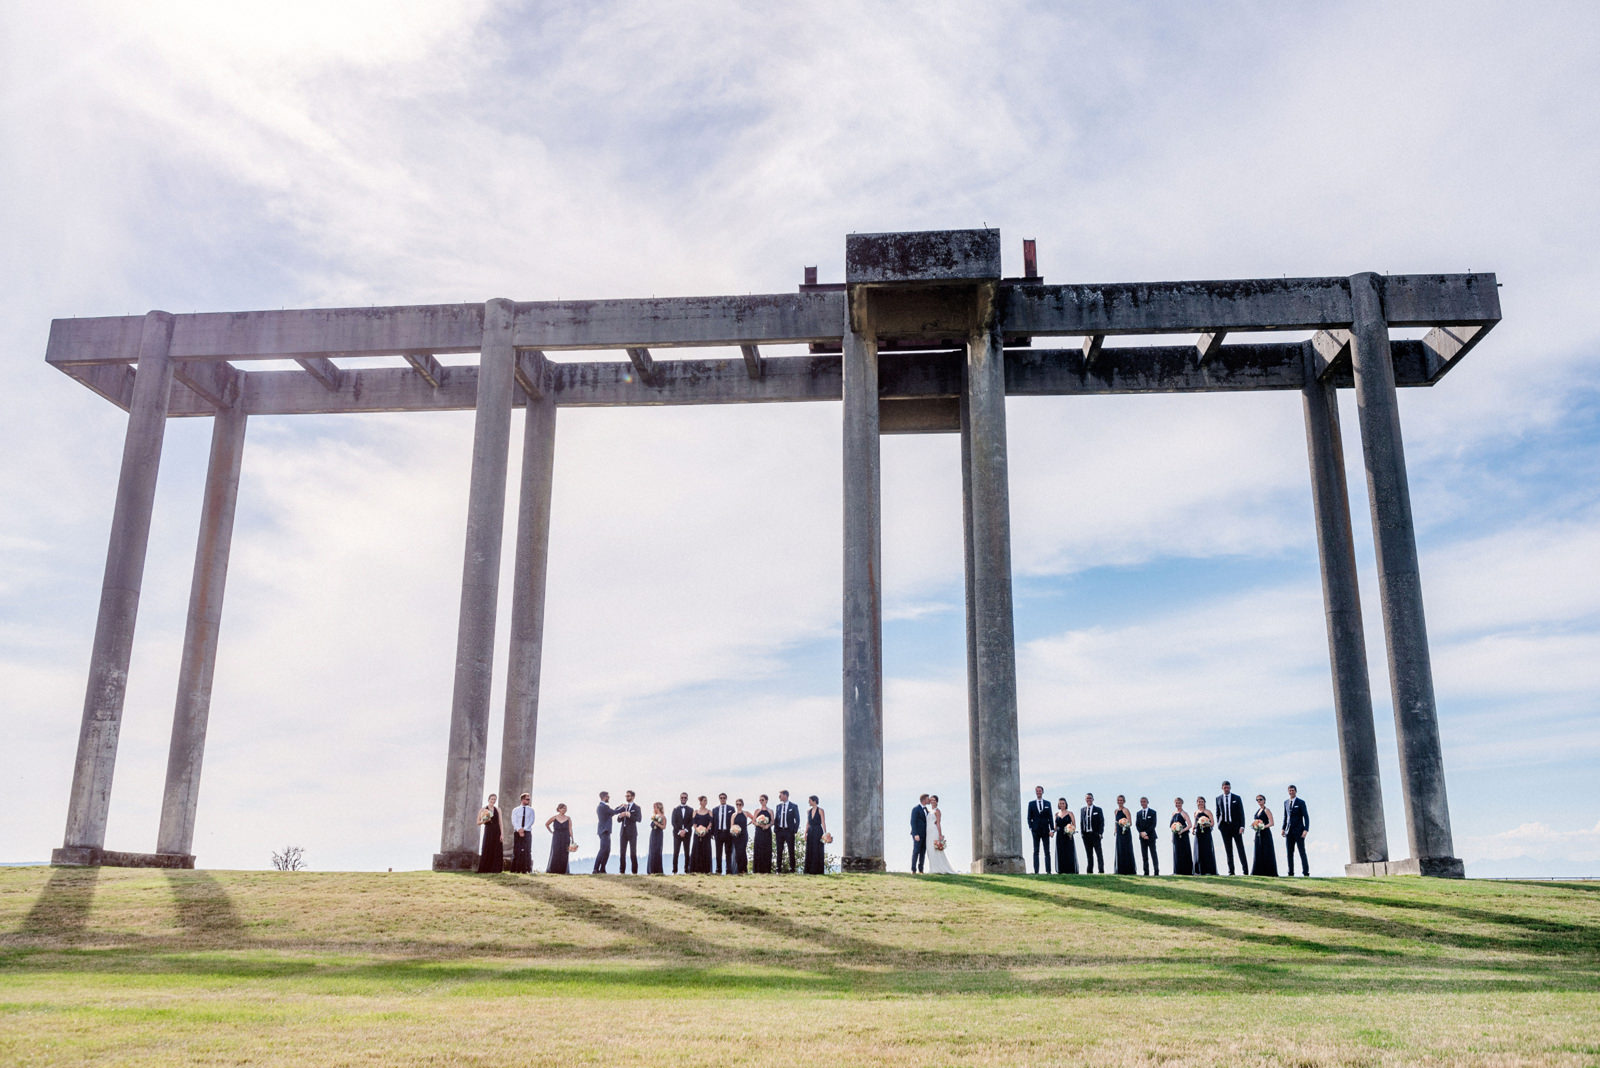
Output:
[670, 804, 693, 873]
[910, 804, 928, 873]
[593, 802, 614, 873]
[614, 802, 642, 873]
[1134, 807, 1160, 875]
[773, 801, 800, 872]
[711, 804, 736, 874]
[1026, 798, 1054, 873]
[1283, 797, 1310, 875]
[1079, 805, 1106, 873]
[1216, 792, 1249, 875]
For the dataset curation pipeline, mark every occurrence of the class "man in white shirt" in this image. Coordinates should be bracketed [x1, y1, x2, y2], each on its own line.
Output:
[509, 793, 536, 873]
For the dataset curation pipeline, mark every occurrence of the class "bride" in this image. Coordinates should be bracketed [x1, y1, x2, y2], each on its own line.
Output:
[924, 794, 956, 874]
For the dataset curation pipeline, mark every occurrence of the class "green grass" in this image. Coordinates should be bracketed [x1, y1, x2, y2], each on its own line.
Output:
[2, 867, 1598, 1065]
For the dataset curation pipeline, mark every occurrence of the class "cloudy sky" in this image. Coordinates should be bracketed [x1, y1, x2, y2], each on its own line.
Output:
[3, 1, 1597, 877]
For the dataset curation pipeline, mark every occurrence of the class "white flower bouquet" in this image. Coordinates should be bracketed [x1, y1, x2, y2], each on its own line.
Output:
[477, 807, 493, 826]
[1196, 815, 1213, 832]
[933, 838, 947, 852]
[1171, 821, 1189, 837]
[1251, 819, 1266, 832]
[694, 825, 709, 838]
[731, 822, 744, 836]
[755, 814, 771, 829]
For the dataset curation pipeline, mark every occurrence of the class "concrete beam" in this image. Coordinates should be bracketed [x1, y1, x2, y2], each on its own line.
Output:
[174, 361, 245, 410]
[879, 396, 960, 434]
[1196, 331, 1227, 365]
[58, 311, 176, 860]
[156, 405, 248, 858]
[1081, 333, 1104, 365]
[1308, 329, 1353, 381]
[846, 229, 1001, 284]
[740, 344, 763, 380]
[625, 347, 658, 384]
[294, 356, 345, 392]
[1419, 323, 1492, 383]
[513, 350, 547, 399]
[404, 351, 446, 388]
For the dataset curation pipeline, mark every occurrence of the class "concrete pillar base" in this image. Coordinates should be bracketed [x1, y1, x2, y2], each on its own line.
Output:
[971, 855, 1025, 874]
[1345, 857, 1465, 878]
[51, 847, 195, 869]
[432, 851, 480, 872]
[840, 856, 885, 873]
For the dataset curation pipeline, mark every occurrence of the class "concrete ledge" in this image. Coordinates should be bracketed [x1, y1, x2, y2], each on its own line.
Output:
[840, 856, 886, 873]
[432, 851, 480, 872]
[971, 855, 1026, 874]
[846, 229, 1001, 285]
[1345, 856, 1465, 878]
[51, 847, 195, 869]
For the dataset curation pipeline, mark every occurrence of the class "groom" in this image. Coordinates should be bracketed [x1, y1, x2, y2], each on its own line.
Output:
[911, 794, 929, 873]
[1027, 785, 1053, 874]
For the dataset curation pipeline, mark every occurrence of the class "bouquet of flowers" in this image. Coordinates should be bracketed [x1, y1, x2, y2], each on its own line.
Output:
[567, 841, 579, 853]
[1251, 819, 1266, 832]
[755, 814, 771, 829]
[821, 832, 833, 845]
[1196, 815, 1213, 832]
[694, 825, 709, 838]
[731, 822, 744, 836]
[477, 807, 493, 826]
[1117, 817, 1131, 829]
[933, 838, 947, 852]
[1171, 821, 1189, 837]
[651, 815, 666, 830]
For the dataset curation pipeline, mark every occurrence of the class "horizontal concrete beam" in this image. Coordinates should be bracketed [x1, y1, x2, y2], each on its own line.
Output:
[404, 352, 446, 388]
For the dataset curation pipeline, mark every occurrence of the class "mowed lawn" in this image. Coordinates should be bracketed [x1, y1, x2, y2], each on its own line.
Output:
[2, 867, 1598, 1067]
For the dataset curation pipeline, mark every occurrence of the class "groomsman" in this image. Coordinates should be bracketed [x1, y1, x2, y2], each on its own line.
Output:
[614, 789, 643, 874]
[1216, 780, 1249, 875]
[593, 791, 614, 874]
[1282, 785, 1310, 876]
[1135, 796, 1160, 876]
[1027, 786, 1054, 873]
[1080, 793, 1106, 873]
[670, 792, 693, 874]
[509, 793, 536, 874]
[711, 793, 736, 874]
[911, 794, 929, 873]
[773, 790, 800, 873]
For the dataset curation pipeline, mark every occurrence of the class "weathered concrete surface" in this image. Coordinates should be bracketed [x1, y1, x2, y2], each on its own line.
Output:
[840, 326, 885, 872]
[497, 394, 557, 853]
[1300, 349, 1388, 866]
[435, 299, 517, 871]
[59, 311, 176, 859]
[156, 405, 248, 858]
[959, 389, 984, 863]
[1349, 272, 1462, 878]
[51, 847, 195, 869]
[846, 229, 1001, 284]
[964, 317, 1024, 874]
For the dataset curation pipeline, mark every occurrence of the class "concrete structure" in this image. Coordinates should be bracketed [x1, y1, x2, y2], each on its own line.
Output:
[44, 228, 1498, 876]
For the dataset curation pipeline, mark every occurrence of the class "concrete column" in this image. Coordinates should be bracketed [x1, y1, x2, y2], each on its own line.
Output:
[959, 389, 984, 865]
[498, 393, 557, 857]
[155, 404, 248, 859]
[964, 318, 1024, 873]
[1300, 354, 1389, 869]
[55, 311, 176, 865]
[1348, 272, 1463, 878]
[841, 324, 885, 872]
[435, 298, 518, 870]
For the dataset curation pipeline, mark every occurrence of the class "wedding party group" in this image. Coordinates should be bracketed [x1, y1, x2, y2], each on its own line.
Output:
[473, 789, 833, 876]
[1012, 781, 1312, 877]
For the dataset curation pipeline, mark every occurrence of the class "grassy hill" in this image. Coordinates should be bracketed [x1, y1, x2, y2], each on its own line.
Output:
[3, 867, 1598, 1066]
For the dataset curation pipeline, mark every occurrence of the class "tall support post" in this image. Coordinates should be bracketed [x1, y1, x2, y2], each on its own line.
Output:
[498, 391, 557, 857]
[964, 313, 1024, 873]
[1300, 349, 1389, 872]
[841, 322, 886, 872]
[1348, 272, 1463, 878]
[55, 312, 177, 866]
[155, 404, 249, 860]
[959, 389, 985, 865]
[434, 298, 518, 871]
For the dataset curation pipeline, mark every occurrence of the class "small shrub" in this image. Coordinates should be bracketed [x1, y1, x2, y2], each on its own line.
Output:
[270, 846, 307, 872]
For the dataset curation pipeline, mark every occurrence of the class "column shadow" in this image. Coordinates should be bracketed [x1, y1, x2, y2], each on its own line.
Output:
[17, 867, 101, 939]
[163, 870, 246, 939]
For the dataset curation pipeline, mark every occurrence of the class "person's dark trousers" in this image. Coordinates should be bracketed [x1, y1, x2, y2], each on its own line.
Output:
[1082, 834, 1104, 873]
[911, 837, 926, 873]
[1032, 830, 1053, 873]
[617, 828, 638, 874]
[1285, 833, 1309, 876]
[593, 832, 612, 874]
[1221, 828, 1249, 874]
[776, 831, 797, 873]
[714, 832, 731, 874]
[672, 833, 689, 873]
[1139, 837, 1160, 876]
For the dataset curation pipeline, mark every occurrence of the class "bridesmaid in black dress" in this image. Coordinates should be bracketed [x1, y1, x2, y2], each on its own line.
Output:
[1170, 798, 1193, 875]
[1053, 799, 1078, 874]
[647, 802, 666, 875]
[476, 793, 504, 874]
[751, 795, 774, 874]
[689, 796, 714, 874]
[1192, 796, 1219, 875]
[1250, 794, 1279, 876]
[732, 800, 751, 874]
[1113, 796, 1138, 875]
[544, 804, 573, 874]
[803, 795, 828, 874]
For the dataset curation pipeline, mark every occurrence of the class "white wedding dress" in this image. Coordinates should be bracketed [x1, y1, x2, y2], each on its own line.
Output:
[925, 808, 955, 874]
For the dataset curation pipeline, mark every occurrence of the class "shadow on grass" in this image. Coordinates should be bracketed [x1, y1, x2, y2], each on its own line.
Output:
[17, 867, 99, 939]
[164, 870, 245, 937]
